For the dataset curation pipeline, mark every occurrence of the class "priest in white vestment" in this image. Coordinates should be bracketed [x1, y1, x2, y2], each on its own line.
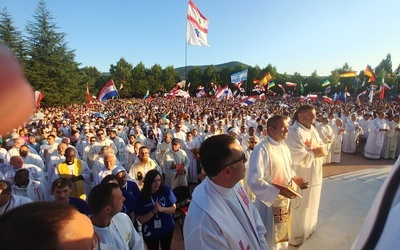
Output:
[248, 115, 307, 250]
[184, 134, 268, 250]
[331, 119, 345, 163]
[364, 112, 389, 159]
[285, 105, 327, 246]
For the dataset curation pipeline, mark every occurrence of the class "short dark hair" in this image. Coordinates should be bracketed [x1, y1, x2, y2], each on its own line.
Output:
[0, 202, 75, 250]
[51, 178, 73, 191]
[101, 174, 118, 184]
[267, 115, 288, 130]
[199, 134, 236, 177]
[0, 180, 11, 194]
[88, 183, 119, 215]
[293, 104, 315, 122]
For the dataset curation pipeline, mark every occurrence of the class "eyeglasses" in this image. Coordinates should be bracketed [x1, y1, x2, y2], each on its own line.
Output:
[97, 132, 104, 136]
[220, 153, 247, 169]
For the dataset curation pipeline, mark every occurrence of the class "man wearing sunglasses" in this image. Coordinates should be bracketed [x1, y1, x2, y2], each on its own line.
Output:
[184, 134, 268, 250]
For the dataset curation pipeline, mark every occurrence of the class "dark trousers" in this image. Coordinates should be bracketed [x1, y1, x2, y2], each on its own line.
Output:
[144, 229, 174, 250]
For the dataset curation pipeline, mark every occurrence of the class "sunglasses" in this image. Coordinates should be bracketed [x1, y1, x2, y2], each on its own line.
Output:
[97, 133, 104, 136]
[220, 153, 247, 170]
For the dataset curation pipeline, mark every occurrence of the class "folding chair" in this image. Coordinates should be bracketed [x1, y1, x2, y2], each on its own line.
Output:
[173, 186, 191, 238]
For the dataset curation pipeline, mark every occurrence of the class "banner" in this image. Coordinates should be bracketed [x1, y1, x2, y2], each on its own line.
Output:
[186, 0, 210, 46]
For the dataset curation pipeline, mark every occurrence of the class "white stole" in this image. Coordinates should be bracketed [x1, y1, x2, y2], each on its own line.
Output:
[193, 178, 263, 249]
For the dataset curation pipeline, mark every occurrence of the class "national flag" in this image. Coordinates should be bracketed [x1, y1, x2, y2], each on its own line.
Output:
[231, 69, 248, 84]
[365, 66, 377, 82]
[267, 81, 275, 89]
[215, 85, 229, 99]
[336, 92, 346, 103]
[322, 96, 333, 104]
[357, 90, 367, 103]
[176, 80, 186, 88]
[321, 80, 330, 87]
[98, 80, 118, 102]
[232, 81, 242, 89]
[278, 84, 286, 93]
[144, 89, 150, 99]
[285, 82, 297, 88]
[306, 94, 318, 101]
[86, 83, 91, 107]
[299, 95, 306, 102]
[186, 0, 209, 46]
[299, 83, 304, 94]
[339, 71, 358, 78]
[325, 86, 331, 94]
[196, 88, 206, 98]
[378, 83, 390, 100]
[241, 95, 258, 106]
[354, 77, 358, 88]
[34, 90, 44, 108]
[369, 85, 376, 103]
[254, 73, 272, 86]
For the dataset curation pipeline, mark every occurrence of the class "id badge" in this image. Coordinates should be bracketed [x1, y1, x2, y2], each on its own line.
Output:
[154, 219, 162, 229]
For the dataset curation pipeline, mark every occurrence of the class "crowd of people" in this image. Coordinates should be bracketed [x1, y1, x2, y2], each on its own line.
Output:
[1, 96, 399, 249]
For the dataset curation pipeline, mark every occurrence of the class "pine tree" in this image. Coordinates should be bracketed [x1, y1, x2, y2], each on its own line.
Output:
[0, 8, 27, 65]
[25, 0, 82, 106]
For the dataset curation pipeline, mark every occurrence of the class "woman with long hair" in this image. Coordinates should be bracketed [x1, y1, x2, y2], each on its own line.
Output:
[135, 169, 177, 250]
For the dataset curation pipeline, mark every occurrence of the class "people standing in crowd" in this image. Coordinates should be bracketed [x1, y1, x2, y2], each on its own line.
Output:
[163, 138, 189, 189]
[129, 146, 161, 189]
[364, 111, 389, 159]
[285, 104, 327, 246]
[342, 113, 362, 154]
[51, 177, 91, 216]
[12, 168, 48, 201]
[135, 169, 177, 250]
[88, 182, 144, 250]
[331, 118, 345, 163]
[0, 180, 32, 215]
[248, 115, 307, 249]
[53, 148, 91, 200]
[184, 134, 268, 250]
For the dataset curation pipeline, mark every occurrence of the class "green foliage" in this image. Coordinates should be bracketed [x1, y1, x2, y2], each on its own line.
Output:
[24, 0, 82, 106]
[0, 7, 27, 65]
[1, 1, 397, 105]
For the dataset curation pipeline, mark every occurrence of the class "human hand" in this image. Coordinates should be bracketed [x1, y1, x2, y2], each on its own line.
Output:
[313, 147, 327, 157]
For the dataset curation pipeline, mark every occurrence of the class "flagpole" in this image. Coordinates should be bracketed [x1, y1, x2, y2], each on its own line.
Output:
[184, 1, 189, 83]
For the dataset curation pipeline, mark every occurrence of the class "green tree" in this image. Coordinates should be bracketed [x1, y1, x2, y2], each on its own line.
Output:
[80, 66, 106, 97]
[25, 0, 82, 106]
[162, 65, 179, 94]
[110, 58, 133, 98]
[147, 64, 163, 94]
[375, 53, 393, 75]
[131, 62, 147, 97]
[202, 65, 219, 94]
[187, 66, 203, 94]
[0, 8, 27, 64]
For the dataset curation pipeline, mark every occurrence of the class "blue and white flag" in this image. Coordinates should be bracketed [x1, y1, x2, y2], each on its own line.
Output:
[231, 69, 248, 84]
[98, 80, 118, 102]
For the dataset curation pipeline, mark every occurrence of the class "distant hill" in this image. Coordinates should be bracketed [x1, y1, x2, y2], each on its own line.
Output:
[99, 61, 251, 79]
[175, 61, 250, 79]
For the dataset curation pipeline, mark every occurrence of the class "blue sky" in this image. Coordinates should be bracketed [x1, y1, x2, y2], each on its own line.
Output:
[1, 0, 399, 76]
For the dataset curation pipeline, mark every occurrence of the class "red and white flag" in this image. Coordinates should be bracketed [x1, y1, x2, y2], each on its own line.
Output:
[187, 0, 209, 46]
[86, 83, 91, 107]
[34, 91, 44, 108]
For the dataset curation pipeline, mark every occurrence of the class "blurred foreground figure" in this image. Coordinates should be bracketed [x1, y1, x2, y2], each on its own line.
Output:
[0, 44, 34, 135]
[0, 202, 100, 250]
